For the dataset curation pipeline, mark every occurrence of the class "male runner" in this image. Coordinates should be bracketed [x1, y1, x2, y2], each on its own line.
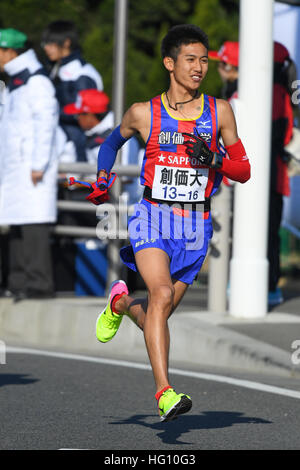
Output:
[90, 25, 250, 422]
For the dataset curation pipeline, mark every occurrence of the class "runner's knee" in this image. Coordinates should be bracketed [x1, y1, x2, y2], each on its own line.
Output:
[148, 284, 175, 311]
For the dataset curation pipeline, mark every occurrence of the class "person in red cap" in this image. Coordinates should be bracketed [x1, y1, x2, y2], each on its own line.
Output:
[63, 89, 112, 165]
[209, 41, 239, 101]
[210, 40, 295, 307]
[269, 42, 295, 306]
[209, 41, 239, 67]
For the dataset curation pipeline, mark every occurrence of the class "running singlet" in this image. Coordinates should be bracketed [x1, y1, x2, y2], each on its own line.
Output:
[140, 93, 224, 203]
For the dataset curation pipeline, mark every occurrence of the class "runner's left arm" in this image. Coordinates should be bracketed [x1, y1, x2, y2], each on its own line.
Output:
[216, 99, 251, 183]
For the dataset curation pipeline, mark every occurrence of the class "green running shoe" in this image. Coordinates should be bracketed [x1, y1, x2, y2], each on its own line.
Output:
[96, 280, 128, 343]
[158, 388, 192, 422]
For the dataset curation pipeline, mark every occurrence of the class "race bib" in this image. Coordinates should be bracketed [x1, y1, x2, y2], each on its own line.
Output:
[152, 165, 209, 202]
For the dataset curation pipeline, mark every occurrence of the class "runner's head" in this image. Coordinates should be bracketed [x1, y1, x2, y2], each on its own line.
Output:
[161, 24, 209, 62]
[161, 25, 209, 90]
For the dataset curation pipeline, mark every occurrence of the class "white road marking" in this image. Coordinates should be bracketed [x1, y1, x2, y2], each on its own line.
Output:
[7, 346, 300, 400]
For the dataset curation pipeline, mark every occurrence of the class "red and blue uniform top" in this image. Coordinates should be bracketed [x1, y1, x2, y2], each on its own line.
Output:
[140, 93, 224, 204]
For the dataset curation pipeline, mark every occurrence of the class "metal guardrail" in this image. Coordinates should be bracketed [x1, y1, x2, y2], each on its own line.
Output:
[57, 200, 96, 213]
[54, 225, 98, 238]
[58, 163, 140, 176]
[57, 200, 133, 214]
[55, 163, 140, 238]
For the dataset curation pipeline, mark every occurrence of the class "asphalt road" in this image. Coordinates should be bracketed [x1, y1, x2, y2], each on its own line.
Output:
[1, 349, 300, 451]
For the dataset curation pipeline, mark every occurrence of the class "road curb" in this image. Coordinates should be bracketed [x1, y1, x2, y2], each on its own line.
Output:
[0, 298, 298, 377]
[169, 313, 299, 377]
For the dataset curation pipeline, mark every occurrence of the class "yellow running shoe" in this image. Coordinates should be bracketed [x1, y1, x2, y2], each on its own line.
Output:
[158, 388, 192, 422]
[96, 280, 128, 343]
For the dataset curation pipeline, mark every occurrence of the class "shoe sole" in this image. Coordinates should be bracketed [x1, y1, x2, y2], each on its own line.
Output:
[160, 396, 192, 422]
[95, 280, 127, 343]
[95, 308, 110, 343]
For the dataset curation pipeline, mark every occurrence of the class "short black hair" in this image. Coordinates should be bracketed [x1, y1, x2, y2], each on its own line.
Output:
[41, 20, 79, 51]
[161, 24, 209, 61]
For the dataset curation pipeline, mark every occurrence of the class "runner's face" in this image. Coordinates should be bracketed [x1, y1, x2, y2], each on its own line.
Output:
[167, 42, 208, 90]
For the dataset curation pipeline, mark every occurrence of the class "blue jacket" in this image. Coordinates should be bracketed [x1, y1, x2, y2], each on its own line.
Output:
[49, 50, 103, 161]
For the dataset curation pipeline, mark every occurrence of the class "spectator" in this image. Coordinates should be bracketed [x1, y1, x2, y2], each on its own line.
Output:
[0, 76, 9, 296]
[0, 28, 60, 301]
[41, 20, 103, 162]
[209, 40, 295, 307]
[209, 41, 239, 102]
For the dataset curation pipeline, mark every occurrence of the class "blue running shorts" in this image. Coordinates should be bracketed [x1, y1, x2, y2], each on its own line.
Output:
[120, 199, 213, 285]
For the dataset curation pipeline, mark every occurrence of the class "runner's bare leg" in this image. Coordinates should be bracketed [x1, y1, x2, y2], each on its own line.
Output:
[115, 247, 188, 393]
[116, 277, 188, 330]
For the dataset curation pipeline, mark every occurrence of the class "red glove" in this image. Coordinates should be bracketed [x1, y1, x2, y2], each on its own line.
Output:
[68, 173, 117, 205]
[85, 173, 117, 205]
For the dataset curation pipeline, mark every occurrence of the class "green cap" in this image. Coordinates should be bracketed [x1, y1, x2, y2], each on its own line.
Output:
[0, 28, 27, 49]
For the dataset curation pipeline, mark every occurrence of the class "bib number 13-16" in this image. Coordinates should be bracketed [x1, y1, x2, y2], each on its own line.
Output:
[152, 165, 209, 202]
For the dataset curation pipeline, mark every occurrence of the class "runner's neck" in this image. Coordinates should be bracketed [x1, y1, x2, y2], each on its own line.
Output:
[162, 91, 204, 121]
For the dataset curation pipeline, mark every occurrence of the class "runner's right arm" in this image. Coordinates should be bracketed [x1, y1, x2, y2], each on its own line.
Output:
[97, 102, 150, 178]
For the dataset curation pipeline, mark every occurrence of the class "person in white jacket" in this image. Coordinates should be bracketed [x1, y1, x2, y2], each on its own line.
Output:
[0, 28, 59, 301]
